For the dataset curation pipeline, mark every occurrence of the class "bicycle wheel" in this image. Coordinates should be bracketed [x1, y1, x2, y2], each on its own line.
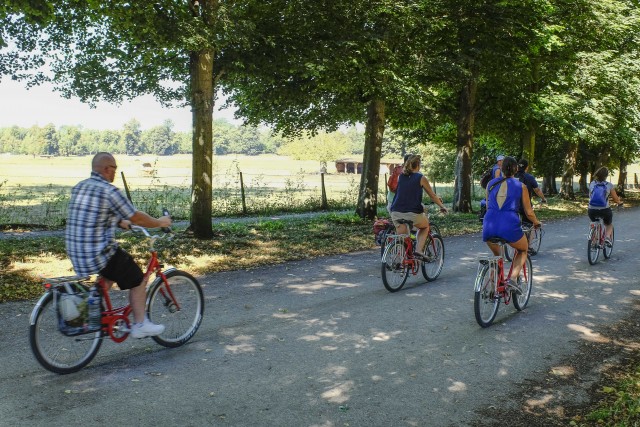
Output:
[474, 264, 500, 328]
[147, 270, 204, 348]
[381, 240, 409, 292]
[504, 244, 515, 262]
[421, 234, 444, 281]
[29, 292, 102, 374]
[513, 255, 533, 311]
[603, 226, 614, 259]
[528, 228, 542, 256]
[587, 225, 600, 265]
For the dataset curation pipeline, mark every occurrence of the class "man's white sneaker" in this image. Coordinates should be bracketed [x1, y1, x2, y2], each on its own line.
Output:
[130, 319, 165, 339]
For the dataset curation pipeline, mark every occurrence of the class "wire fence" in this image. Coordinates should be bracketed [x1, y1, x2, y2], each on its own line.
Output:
[0, 171, 382, 227]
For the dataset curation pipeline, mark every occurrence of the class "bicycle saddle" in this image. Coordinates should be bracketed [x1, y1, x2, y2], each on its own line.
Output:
[487, 237, 509, 245]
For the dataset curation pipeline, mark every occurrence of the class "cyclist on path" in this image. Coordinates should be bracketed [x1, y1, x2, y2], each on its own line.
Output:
[65, 152, 172, 338]
[588, 166, 623, 246]
[515, 159, 547, 226]
[390, 154, 448, 260]
[483, 156, 541, 294]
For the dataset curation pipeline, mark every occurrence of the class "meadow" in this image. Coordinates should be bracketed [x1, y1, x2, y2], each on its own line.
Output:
[0, 153, 462, 227]
[2, 153, 637, 228]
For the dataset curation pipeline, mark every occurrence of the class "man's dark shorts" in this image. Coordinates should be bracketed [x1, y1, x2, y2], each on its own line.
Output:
[99, 247, 144, 290]
[588, 207, 613, 226]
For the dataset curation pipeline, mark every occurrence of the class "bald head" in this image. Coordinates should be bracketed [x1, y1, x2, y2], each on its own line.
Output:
[92, 152, 117, 182]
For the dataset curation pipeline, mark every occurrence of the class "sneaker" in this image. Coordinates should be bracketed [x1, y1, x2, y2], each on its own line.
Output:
[506, 279, 523, 296]
[604, 238, 613, 247]
[130, 318, 165, 339]
[414, 251, 426, 261]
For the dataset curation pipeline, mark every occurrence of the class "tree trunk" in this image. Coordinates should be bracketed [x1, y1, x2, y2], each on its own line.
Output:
[355, 99, 385, 220]
[521, 59, 539, 168]
[189, 47, 215, 239]
[579, 172, 589, 194]
[542, 174, 558, 195]
[452, 78, 476, 213]
[617, 158, 627, 197]
[558, 142, 577, 199]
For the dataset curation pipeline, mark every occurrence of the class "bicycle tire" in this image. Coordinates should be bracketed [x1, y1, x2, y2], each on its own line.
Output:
[603, 226, 614, 259]
[147, 270, 204, 348]
[474, 264, 500, 328]
[29, 292, 102, 374]
[421, 234, 444, 282]
[381, 240, 409, 292]
[587, 225, 600, 265]
[513, 255, 533, 311]
[528, 227, 542, 256]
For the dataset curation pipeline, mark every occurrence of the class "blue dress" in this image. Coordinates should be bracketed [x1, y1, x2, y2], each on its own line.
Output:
[482, 177, 524, 243]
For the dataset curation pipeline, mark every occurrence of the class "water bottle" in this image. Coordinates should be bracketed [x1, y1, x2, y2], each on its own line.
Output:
[87, 286, 102, 331]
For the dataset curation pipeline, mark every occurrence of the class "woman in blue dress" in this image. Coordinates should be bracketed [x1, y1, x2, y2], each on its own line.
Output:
[483, 156, 541, 293]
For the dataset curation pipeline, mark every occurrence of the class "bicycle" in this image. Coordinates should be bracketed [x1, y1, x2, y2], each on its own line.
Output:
[474, 238, 533, 328]
[505, 222, 544, 261]
[587, 209, 621, 266]
[29, 224, 204, 374]
[380, 219, 445, 292]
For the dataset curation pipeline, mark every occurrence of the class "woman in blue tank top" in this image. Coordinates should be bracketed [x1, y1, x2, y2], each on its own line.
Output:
[483, 156, 541, 293]
[390, 155, 448, 258]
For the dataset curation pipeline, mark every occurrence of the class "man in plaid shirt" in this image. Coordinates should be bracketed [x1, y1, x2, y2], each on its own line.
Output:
[65, 152, 172, 338]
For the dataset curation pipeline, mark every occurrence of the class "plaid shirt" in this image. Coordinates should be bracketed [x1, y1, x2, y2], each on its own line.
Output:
[65, 172, 137, 275]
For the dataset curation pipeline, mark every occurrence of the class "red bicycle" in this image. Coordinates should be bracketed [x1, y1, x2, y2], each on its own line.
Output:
[474, 238, 532, 328]
[587, 204, 622, 265]
[29, 225, 204, 374]
[380, 219, 445, 292]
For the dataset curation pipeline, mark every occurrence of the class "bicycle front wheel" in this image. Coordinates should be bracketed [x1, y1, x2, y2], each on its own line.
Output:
[603, 226, 614, 259]
[29, 292, 102, 374]
[513, 255, 533, 311]
[421, 234, 444, 281]
[528, 228, 542, 256]
[147, 270, 204, 348]
[381, 241, 409, 292]
[587, 226, 600, 265]
[474, 264, 500, 328]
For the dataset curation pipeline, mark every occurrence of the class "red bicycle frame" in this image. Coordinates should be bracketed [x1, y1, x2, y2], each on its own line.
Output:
[99, 248, 177, 343]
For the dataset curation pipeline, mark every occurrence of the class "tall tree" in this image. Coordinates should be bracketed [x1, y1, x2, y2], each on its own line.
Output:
[224, 0, 436, 219]
[1, 0, 230, 238]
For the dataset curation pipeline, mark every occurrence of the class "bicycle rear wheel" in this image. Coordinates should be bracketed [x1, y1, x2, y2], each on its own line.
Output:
[474, 264, 500, 328]
[421, 234, 444, 281]
[587, 225, 600, 265]
[29, 292, 102, 374]
[528, 227, 542, 256]
[381, 241, 409, 292]
[513, 255, 533, 311]
[603, 226, 614, 259]
[147, 270, 204, 348]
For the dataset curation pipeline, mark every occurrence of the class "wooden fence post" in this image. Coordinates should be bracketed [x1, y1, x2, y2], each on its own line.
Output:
[320, 173, 328, 210]
[239, 171, 247, 214]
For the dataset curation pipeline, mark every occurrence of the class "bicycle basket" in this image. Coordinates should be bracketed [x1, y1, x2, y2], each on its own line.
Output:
[54, 282, 92, 336]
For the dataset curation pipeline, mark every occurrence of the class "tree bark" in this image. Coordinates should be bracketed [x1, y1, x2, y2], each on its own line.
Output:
[355, 99, 385, 220]
[452, 78, 476, 213]
[617, 158, 627, 197]
[542, 174, 558, 195]
[579, 172, 589, 194]
[558, 142, 577, 199]
[189, 47, 215, 239]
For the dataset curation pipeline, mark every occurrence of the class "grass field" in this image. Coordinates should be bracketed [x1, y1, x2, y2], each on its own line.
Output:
[1, 153, 637, 227]
[0, 154, 462, 226]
